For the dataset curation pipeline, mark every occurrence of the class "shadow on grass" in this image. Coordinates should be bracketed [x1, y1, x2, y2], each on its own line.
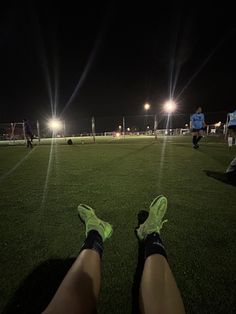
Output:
[3, 258, 75, 314]
[131, 210, 148, 314]
[3, 209, 156, 314]
[204, 170, 236, 186]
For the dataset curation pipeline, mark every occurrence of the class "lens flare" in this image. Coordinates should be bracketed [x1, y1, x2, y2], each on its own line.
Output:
[48, 119, 62, 131]
[164, 100, 177, 113]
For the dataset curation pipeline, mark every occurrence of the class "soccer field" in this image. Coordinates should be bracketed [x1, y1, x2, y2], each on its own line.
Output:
[0, 136, 235, 313]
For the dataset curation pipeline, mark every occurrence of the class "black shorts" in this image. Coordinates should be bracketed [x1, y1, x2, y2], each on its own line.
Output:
[192, 128, 204, 132]
[26, 132, 33, 140]
[228, 125, 236, 130]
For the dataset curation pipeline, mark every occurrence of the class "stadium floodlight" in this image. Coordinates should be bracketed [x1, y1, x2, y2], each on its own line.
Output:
[127, 127, 130, 131]
[144, 103, 150, 111]
[163, 100, 177, 113]
[48, 118, 62, 131]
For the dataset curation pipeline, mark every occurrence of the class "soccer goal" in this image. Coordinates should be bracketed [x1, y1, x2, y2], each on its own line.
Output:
[0, 121, 40, 145]
[0, 122, 24, 144]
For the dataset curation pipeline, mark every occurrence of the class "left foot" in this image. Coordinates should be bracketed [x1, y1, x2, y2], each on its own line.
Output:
[78, 204, 113, 242]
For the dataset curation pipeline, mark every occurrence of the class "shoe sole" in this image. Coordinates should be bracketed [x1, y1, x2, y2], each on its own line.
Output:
[136, 195, 168, 240]
[149, 195, 167, 223]
[150, 195, 167, 211]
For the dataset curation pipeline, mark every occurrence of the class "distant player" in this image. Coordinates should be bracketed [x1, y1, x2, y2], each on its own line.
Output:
[226, 109, 236, 148]
[190, 106, 206, 149]
[23, 119, 33, 148]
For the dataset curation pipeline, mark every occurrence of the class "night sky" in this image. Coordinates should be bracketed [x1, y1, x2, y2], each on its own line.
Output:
[1, 1, 236, 123]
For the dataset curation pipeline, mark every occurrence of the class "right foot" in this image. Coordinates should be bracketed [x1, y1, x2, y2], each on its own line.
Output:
[193, 144, 199, 149]
[137, 195, 168, 240]
[78, 204, 113, 242]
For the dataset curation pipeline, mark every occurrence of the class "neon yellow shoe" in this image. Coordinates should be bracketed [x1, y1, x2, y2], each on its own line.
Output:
[137, 195, 168, 240]
[78, 204, 113, 242]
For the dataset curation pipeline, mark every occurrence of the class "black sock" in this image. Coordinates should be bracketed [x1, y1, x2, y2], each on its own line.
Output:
[196, 136, 202, 144]
[80, 230, 104, 258]
[144, 232, 167, 260]
[192, 136, 197, 146]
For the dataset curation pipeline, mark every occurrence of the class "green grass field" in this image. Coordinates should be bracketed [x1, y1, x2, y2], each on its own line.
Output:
[0, 136, 236, 313]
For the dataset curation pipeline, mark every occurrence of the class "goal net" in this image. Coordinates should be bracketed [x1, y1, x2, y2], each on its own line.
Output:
[0, 122, 39, 145]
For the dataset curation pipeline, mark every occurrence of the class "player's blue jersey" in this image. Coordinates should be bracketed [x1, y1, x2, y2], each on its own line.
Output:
[228, 110, 236, 126]
[191, 113, 205, 129]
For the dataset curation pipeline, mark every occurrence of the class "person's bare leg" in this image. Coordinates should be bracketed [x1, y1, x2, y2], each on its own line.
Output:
[192, 131, 198, 148]
[43, 204, 113, 314]
[196, 129, 203, 146]
[137, 195, 185, 314]
[43, 249, 101, 314]
[228, 129, 236, 147]
[140, 254, 185, 314]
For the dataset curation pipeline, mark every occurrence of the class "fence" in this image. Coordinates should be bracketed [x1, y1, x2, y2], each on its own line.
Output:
[0, 111, 228, 144]
[57, 112, 228, 136]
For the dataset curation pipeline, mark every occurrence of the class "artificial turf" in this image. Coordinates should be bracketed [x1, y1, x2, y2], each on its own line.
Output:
[0, 136, 235, 313]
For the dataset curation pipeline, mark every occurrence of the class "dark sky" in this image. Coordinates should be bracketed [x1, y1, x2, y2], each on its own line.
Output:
[1, 1, 236, 123]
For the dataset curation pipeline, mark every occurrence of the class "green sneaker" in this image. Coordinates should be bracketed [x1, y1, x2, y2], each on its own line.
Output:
[137, 195, 168, 240]
[78, 204, 113, 242]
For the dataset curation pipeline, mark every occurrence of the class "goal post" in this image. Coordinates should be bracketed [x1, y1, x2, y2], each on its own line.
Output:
[36, 120, 40, 143]
[0, 121, 41, 145]
[1, 122, 25, 144]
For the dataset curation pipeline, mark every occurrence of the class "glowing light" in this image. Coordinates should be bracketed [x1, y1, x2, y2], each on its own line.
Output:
[116, 132, 121, 137]
[163, 100, 177, 113]
[147, 126, 150, 129]
[118, 125, 122, 130]
[144, 103, 150, 111]
[127, 127, 130, 131]
[48, 118, 62, 131]
[185, 123, 189, 127]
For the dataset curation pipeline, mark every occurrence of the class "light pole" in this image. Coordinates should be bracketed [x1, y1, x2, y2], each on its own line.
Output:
[154, 114, 158, 140]
[144, 103, 150, 133]
[163, 100, 177, 135]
